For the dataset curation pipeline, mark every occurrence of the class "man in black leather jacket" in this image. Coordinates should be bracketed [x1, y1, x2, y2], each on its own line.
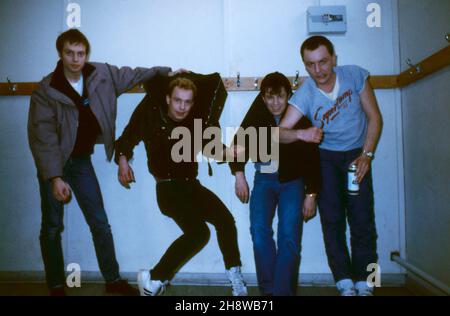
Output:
[115, 75, 248, 296]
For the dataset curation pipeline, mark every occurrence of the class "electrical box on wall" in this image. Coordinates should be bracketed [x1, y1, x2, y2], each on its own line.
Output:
[307, 5, 347, 34]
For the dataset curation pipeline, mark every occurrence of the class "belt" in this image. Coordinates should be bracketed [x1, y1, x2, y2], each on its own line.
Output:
[155, 177, 197, 183]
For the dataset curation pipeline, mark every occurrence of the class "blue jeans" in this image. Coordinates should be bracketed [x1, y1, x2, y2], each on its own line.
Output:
[317, 148, 378, 282]
[38, 156, 120, 289]
[249, 172, 304, 296]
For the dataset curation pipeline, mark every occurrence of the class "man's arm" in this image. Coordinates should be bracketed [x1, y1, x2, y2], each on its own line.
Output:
[28, 88, 72, 202]
[352, 80, 383, 182]
[27, 88, 64, 181]
[228, 108, 256, 204]
[201, 141, 244, 163]
[301, 140, 321, 223]
[278, 105, 323, 144]
[105, 64, 172, 96]
[228, 101, 257, 175]
[115, 95, 149, 188]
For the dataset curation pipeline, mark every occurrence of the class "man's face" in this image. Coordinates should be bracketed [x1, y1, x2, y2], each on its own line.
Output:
[303, 45, 336, 88]
[166, 87, 195, 122]
[262, 87, 289, 116]
[60, 42, 87, 75]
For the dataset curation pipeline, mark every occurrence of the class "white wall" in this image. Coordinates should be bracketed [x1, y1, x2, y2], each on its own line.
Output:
[0, 0, 404, 283]
[0, 0, 64, 271]
[398, 0, 450, 289]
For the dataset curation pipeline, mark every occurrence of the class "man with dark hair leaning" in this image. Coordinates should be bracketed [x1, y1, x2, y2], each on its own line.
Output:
[279, 36, 383, 296]
[115, 77, 248, 296]
[28, 28, 184, 296]
[229, 72, 320, 296]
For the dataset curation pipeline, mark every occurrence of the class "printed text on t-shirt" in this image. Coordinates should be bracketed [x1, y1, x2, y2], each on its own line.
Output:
[313, 89, 353, 128]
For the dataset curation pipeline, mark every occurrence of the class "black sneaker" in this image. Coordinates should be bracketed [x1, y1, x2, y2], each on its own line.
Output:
[105, 279, 139, 296]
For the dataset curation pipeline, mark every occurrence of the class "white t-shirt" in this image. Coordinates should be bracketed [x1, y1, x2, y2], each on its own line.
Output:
[69, 74, 84, 96]
[318, 76, 340, 101]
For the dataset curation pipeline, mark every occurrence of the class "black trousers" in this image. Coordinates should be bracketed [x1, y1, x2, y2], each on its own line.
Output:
[150, 179, 242, 281]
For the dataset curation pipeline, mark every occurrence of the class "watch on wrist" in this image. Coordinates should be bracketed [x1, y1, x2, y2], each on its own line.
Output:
[362, 150, 374, 159]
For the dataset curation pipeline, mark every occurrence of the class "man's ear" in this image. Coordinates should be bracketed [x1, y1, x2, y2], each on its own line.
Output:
[333, 54, 338, 67]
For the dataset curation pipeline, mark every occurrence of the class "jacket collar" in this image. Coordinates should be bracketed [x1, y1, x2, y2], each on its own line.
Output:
[144, 72, 225, 128]
[46, 60, 96, 105]
[50, 60, 95, 91]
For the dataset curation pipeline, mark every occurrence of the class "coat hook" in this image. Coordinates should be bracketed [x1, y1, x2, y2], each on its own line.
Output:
[236, 72, 240, 88]
[6, 77, 17, 92]
[254, 77, 258, 89]
[406, 58, 422, 75]
[293, 70, 299, 87]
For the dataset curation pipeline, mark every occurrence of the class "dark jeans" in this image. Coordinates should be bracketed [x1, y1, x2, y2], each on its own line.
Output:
[318, 148, 378, 282]
[151, 179, 242, 281]
[249, 172, 304, 296]
[38, 156, 120, 289]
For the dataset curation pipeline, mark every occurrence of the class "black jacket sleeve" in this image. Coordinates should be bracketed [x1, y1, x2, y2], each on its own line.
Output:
[114, 95, 150, 164]
[228, 94, 265, 175]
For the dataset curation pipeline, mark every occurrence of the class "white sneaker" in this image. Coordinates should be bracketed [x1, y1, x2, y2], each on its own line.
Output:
[137, 269, 166, 296]
[355, 281, 374, 296]
[336, 279, 356, 296]
[226, 266, 248, 296]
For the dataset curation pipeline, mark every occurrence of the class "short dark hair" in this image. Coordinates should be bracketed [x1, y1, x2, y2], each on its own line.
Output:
[56, 29, 90, 56]
[300, 35, 334, 60]
[260, 72, 292, 97]
[167, 77, 197, 99]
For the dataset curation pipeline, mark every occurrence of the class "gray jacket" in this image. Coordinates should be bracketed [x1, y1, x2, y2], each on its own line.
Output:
[28, 62, 171, 180]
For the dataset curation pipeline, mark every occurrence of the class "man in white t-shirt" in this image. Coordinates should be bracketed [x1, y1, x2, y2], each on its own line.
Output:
[278, 36, 383, 296]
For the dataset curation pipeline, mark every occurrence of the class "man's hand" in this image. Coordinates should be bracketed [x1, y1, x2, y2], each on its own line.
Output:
[118, 156, 135, 189]
[351, 154, 372, 183]
[303, 194, 317, 223]
[168, 68, 190, 76]
[235, 172, 249, 204]
[51, 177, 72, 203]
[297, 127, 323, 143]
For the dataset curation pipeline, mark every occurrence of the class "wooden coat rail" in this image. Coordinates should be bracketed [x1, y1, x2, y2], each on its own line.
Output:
[397, 44, 450, 87]
[1, 45, 448, 96]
